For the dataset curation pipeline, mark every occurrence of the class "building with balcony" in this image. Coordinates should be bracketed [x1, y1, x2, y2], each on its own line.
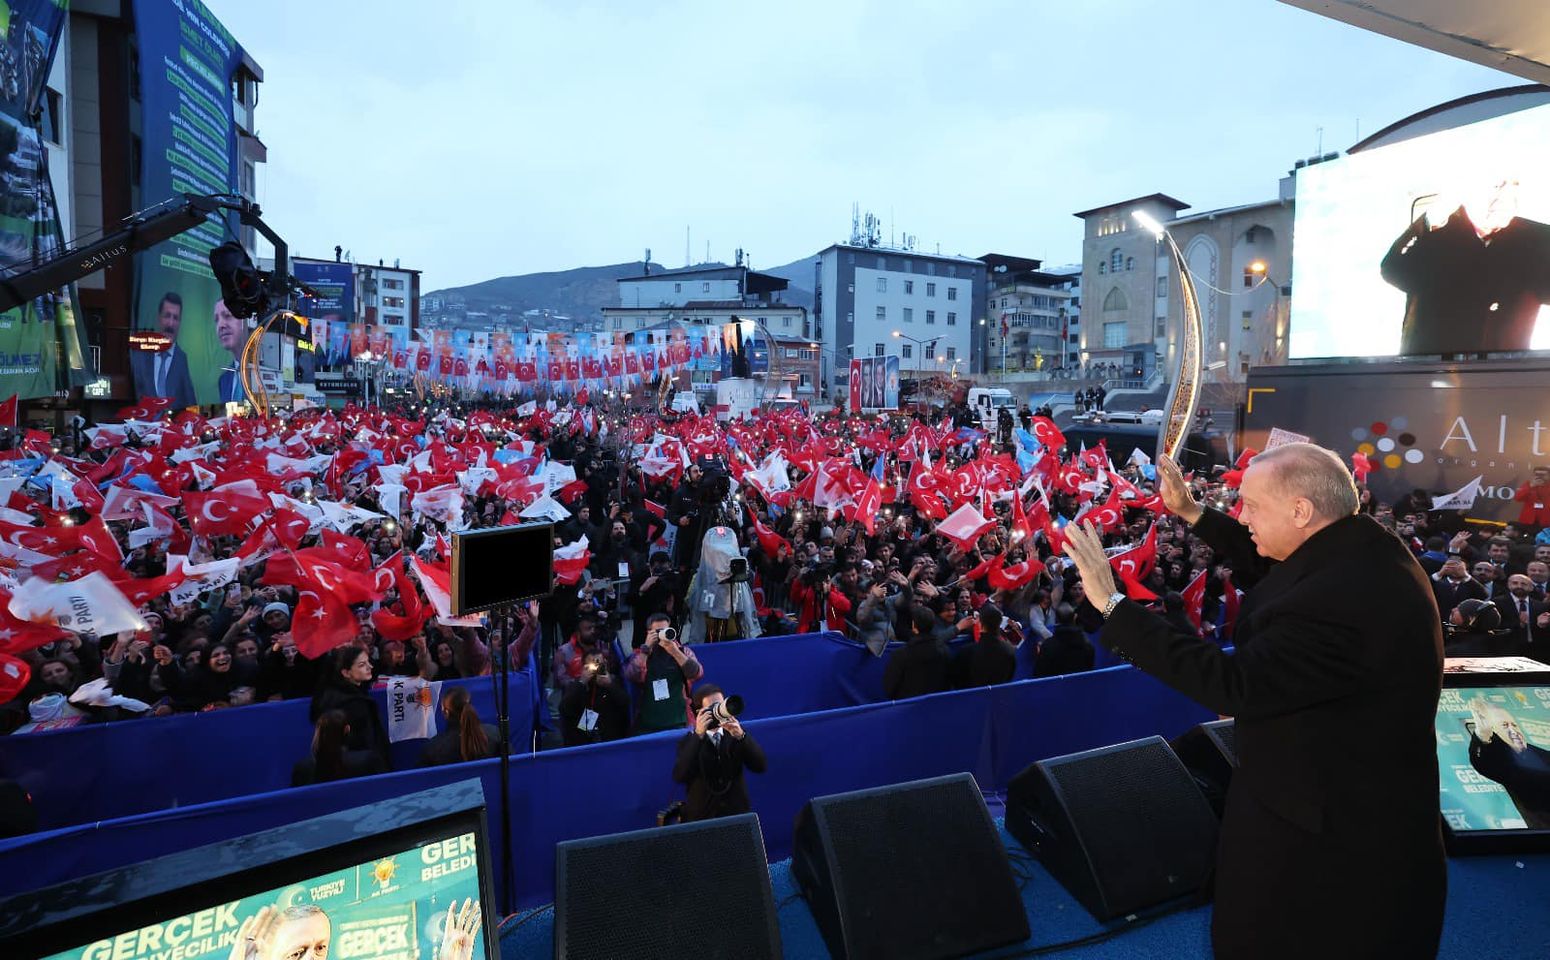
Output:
[980, 254, 1077, 375]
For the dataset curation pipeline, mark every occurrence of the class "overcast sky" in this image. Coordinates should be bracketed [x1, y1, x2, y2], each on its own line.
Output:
[214, 0, 1512, 291]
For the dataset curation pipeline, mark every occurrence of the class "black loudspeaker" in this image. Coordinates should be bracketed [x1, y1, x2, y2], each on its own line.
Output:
[554, 813, 780, 960]
[1006, 736, 1219, 922]
[792, 773, 1030, 960]
[1171, 718, 1238, 818]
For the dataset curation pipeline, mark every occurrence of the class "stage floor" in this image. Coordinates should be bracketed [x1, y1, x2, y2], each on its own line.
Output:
[498, 822, 1550, 958]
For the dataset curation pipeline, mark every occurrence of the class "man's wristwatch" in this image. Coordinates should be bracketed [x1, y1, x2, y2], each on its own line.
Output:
[1101, 592, 1127, 619]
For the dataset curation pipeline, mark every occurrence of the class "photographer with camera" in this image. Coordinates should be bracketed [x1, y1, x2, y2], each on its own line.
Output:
[557, 648, 632, 746]
[625, 613, 702, 734]
[672, 684, 766, 822]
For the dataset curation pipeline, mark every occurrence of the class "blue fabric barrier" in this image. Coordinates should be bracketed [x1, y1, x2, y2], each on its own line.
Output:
[0, 664, 1215, 909]
[689, 630, 974, 719]
[0, 667, 540, 831]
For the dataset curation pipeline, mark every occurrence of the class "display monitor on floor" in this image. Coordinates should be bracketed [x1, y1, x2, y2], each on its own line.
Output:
[1437, 665, 1550, 854]
[0, 780, 498, 960]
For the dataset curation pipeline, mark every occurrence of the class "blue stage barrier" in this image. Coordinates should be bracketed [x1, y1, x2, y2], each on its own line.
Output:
[0, 667, 540, 831]
[0, 664, 1217, 909]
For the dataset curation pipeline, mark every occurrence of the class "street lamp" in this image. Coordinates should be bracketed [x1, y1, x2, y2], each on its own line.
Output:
[892, 330, 938, 390]
[1247, 260, 1286, 365]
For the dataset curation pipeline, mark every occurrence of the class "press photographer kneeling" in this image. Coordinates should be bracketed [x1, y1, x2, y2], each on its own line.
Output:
[672, 684, 766, 822]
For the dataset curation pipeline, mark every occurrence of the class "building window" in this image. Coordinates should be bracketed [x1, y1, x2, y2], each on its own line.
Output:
[782, 316, 792, 328]
[1243, 269, 1256, 289]
[901, 343, 913, 358]
[949, 266, 958, 277]
[877, 257, 886, 270]
[702, 282, 710, 293]
[946, 347, 957, 361]
[1102, 287, 1128, 312]
[1109, 249, 1124, 272]
[947, 312, 957, 325]
[612, 318, 622, 331]
[1103, 321, 1127, 348]
[926, 282, 936, 297]
[384, 279, 405, 290]
[904, 280, 914, 294]
[1155, 318, 1166, 337]
[947, 287, 958, 301]
[926, 263, 936, 276]
[847, 283, 854, 293]
[875, 343, 885, 357]
[847, 252, 855, 264]
[1099, 263, 1107, 275]
[674, 282, 682, 293]
[41, 87, 62, 144]
[1156, 276, 1167, 297]
[383, 297, 405, 308]
[1242, 310, 1253, 331]
[925, 310, 936, 325]
[1125, 256, 1134, 271]
[876, 277, 887, 293]
[902, 307, 913, 323]
[875, 306, 886, 321]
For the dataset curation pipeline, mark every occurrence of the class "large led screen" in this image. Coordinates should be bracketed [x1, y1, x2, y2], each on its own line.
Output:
[1290, 103, 1550, 359]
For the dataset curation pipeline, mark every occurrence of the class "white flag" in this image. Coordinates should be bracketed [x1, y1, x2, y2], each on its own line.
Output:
[384, 676, 441, 742]
[1432, 475, 1484, 512]
[520, 493, 571, 523]
[320, 499, 388, 532]
[1126, 447, 1153, 467]
[411, 484, 464, 526]
[934, 503, 994, 550]
[167, 556, 240, 606]
[10, 573, 148, 639]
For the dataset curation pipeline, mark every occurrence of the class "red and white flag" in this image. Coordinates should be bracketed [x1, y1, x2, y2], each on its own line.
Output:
[935, 503, 994, 551]
[409, 555, 482, 627]
[554, 536, 591, 585]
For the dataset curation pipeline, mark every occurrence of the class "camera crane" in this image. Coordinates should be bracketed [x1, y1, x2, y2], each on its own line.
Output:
[0, 193, 311, 415]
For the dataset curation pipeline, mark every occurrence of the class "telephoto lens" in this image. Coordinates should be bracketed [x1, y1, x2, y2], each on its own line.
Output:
[705, 695, 745, 729]
[660, 626, 677, 643]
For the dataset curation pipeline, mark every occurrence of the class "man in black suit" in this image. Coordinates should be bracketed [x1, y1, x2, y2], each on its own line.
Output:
[1496, 574, 1550, 653]
[129, 292, 198, 408]
[672, 684, 766, 822]
[1432, 556, 1487, 623]
[1062, 445, 1445, 959]
[212, 298, 251, 405]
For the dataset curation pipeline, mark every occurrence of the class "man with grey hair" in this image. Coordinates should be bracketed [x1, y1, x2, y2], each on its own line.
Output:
[1060, 442, 1445, 960]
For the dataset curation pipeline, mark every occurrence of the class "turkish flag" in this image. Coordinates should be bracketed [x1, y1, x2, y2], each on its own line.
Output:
[29, 550, 124, 583]
[1181, 568, 1207, 631]
[855, 478, 884, 535]
[320, 530, 372, 570]
[553, 537, 590, 585]
[517, 360, 537, 382]
[935, 503, 994, 551]
[0, 589, 67, 655]
[439, 354, 454, 376]
[416, 350, 431, 371]
[1107, 523, 1158, 600]
[115, 569, 189, 608]
[454, 357, 469, 377]
[263, 550, 383, 606]
[988, 551, 1044, 590]
[182, 489, 268, 538]
[1350, 451, 1372, 482]
[1030, 416, 1066, 452]
[0, 395, 14, 428]
[268, 508, 315, 550]
[746, 505, 790, 557]
[564, 358, 581, 381]
[117, 397, 174, 421]
[642, 351, 656, 373]
[291, 587, 360, 658]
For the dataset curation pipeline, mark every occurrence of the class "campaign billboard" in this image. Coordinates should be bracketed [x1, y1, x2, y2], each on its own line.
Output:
[131, 0, 247, 406]
[1242, 360, 1550, 524]
[1291, 102, 1550, 360]
[0, 0, 88, 402]
[295, 260, 355, 325]
[852, 356, 899, 411]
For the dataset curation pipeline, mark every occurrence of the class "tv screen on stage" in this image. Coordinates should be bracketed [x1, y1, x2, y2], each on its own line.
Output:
[1290, 101, 1550, 359]
[1, 782, 496, 960]
[451, 522, 554, 614]
[1435, 681, 1550, 848]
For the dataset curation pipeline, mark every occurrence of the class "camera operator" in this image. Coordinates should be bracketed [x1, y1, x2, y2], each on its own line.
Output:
[557, 650, 631, 746]
[625, 613, 702, 734]
[672, 684, 767, 822]
[668, 463, 707, 568]
[628, 551, 681, 648]
[1443, 598, 1517, 659]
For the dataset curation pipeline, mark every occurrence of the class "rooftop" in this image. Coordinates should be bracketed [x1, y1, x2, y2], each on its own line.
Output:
[1072, 193, 1190, 220]
[1167, 198, 1289, 227]
[817, 242, 985, 266]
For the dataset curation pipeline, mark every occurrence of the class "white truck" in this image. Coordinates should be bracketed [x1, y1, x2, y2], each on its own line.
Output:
[967, 387, 1018, 432]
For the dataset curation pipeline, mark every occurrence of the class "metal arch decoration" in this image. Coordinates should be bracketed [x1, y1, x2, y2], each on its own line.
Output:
[1156, 232, 1204, 463]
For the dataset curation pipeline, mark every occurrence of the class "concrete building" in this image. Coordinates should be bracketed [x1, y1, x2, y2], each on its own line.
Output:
[357, 259, 422, 349]
[1072, 193, 1188, 381]
[1161, 190, 1293, 383]
[1042, 265, 1083, 370]
[812, 244, 987, 399]
[66, 1, 265, 401]
[980, 254, 1077, 375]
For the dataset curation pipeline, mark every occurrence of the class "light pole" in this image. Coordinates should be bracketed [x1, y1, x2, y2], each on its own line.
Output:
[891, 330, 938, 390]
[1133, 209, 1205, 463]
[1248, 259, 1286, 365]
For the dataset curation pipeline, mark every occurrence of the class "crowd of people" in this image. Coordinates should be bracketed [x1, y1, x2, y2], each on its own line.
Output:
[2, 390, 1547, 822]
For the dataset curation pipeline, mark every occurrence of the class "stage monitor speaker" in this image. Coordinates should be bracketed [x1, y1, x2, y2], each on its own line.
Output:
[450, 521, 554, 615]
[792, 773, 1029, 960]
[1006, 736, 1218, 922]
[554, 813, 780, 960]
[1171, 718, 1238, 818]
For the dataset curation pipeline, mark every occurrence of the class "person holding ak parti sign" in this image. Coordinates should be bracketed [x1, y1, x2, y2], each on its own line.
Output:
[1060, 443, 1446, 960]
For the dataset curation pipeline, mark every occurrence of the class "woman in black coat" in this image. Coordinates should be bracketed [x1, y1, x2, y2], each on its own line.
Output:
[309, 646, 391, 766]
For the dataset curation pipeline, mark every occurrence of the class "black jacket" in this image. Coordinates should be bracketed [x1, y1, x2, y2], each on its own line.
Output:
[672, 729, 767, 821]
[419, 722, 501, 766]
[953, 637, 1017, 688]
[310, 682, 391, 764]
[1033, 626, 1095, 678]
[1101, 510, 1446, 960]
[883, 636, 952, 699]
[291, 749, 386, 787]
